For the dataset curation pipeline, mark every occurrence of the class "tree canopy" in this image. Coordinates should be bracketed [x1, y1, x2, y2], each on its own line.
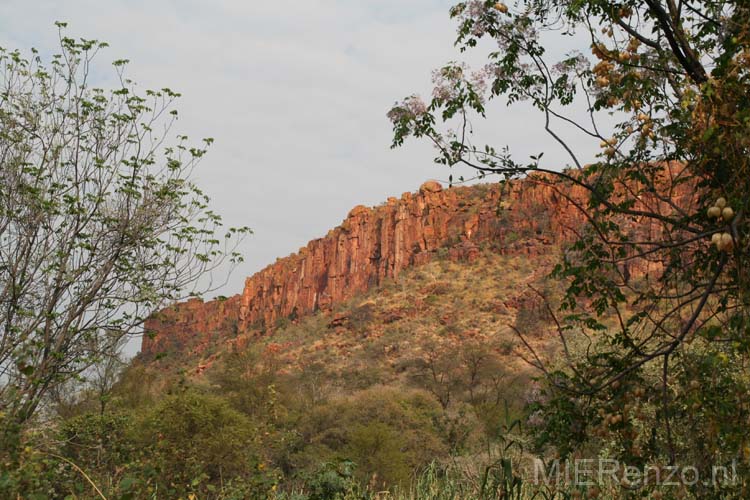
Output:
[390, 0, 750, 493]
[0, 25, 250, 449]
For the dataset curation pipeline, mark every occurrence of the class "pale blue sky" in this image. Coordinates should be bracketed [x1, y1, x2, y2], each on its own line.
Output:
[0, 1, 604, 353]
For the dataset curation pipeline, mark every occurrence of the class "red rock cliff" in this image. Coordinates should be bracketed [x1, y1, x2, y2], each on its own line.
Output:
[142, 167, 692, 359]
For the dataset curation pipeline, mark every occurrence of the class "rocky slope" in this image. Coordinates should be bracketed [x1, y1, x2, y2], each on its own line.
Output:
[142, 175, 589, 358]
[142, 164, 691, 360]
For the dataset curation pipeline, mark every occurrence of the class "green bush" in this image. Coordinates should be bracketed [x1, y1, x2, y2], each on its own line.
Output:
[136, 390, 276, 495]
[61, 412, 135, 468]
[304, 460, 360, 500]
[290, 387, 448, 489]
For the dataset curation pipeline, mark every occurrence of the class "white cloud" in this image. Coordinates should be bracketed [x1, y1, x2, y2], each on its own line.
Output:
[0, 1, 613, 354]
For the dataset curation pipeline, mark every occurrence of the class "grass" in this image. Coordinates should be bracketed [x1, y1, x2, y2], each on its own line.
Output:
[236, 250, 559, 384]
[274, 459, 622, 500]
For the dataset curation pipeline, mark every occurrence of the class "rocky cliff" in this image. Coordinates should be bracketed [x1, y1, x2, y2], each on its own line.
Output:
[142, 165, 691, 359]
[142, 175, 590, 358]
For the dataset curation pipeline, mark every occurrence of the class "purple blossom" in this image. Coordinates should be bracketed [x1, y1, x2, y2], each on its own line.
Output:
[552, 52, 590, 77]
[387, 95, 427, 124]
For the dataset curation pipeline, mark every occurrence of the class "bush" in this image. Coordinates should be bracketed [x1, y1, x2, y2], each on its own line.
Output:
[304, 460, 360, 500]
[208, 347, 279, 419]
[290, 387, 448, 489]
[60, 412, 137, 480]
[135, 390, 277, 497]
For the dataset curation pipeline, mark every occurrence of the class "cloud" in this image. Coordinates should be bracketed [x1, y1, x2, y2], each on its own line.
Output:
[1, 1, 612, 354]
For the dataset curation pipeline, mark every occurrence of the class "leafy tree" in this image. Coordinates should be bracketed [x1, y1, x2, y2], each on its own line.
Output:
[292, 387, 448, 489]
[209, 345, 282, 421]
[0, 25, 249, 452]
[390, 0, 750, 492]
[136, 390, 274, 496]
[47, 335, 125, 420]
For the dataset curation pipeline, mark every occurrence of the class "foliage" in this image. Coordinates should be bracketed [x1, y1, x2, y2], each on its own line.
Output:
[288, 386, 448, 489]
[302, 460, 361, 500]
[389, 0, 750, 495]
[2, 392, 277, 499]
[0, 24, 250, 453]
[59, 412, 136, 481]
[208, 346, 280, 420]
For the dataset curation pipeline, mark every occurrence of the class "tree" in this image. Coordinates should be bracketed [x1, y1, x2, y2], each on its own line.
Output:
[87, 333, 126, 416]
[390, 0, 750, 492]
[47, 332, 126, 419]
[0, 25, 249, 451]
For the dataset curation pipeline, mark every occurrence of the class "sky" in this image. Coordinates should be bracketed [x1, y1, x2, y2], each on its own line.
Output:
[0, 1, 606, 353]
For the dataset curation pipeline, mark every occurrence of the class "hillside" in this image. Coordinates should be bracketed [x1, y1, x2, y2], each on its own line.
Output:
[142, 176, 592, 363]
[33, 168, 707, 499]
[119, 244, 567, 491]
[175, 250, 562, 391]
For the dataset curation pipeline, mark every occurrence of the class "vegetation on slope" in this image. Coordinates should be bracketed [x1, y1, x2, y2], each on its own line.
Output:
[6, 0, 750, 497]
[11, 245, 744, 498]
[3, 250, 559, 498]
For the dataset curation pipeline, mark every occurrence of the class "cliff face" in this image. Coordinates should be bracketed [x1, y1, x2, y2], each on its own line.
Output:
[144, 161, 697, 360]
[142, 176, 597, 358]
[234, 178, 584, 329]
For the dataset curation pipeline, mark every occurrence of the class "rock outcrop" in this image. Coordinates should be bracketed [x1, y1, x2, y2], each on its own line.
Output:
[142, 165, 691, 359]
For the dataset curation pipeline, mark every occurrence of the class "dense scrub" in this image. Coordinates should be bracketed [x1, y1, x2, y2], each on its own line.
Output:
[6, 249, 748, 498]
[0, 252, 546, 499]
[0, 371, 517, 498]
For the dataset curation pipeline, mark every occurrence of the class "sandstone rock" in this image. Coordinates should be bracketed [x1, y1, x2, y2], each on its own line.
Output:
[142, 166, 695, 359]
[142, 179, 584, 357]
[348, 205, 369, 218]
[419, 180, 443, 194]
[328, 313, 349, 329]
[382, 310, 404, 324]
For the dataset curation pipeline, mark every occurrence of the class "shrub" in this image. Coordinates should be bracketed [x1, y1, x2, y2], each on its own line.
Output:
[60, 412, 137, 478]
[291, 387, 448, 489]
[135, 390, 277, 497]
